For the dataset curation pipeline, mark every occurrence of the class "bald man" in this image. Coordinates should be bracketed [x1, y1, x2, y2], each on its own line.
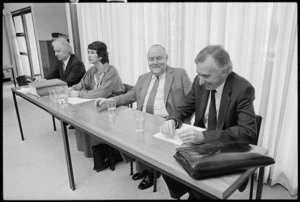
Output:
[95, 44, 192, 190]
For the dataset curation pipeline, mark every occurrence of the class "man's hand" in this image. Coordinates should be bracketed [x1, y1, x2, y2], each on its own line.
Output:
[160, 120, 176, 137]
[94, 98, 110, 109]
[175, 127, 204, 144]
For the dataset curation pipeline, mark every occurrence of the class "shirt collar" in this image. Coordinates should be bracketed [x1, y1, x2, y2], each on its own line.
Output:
[63, 55, 71, 67]
[215, 80, 225, 94]
[151, 72, 166, 80]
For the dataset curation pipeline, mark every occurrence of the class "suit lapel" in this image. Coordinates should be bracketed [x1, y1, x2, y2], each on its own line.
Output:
[137, 72, 152, 110]
[217, 72, 233, 130]
[164, 66, 173, 104]
[199, 87, 209, 123]
[64, 55, 73, 77]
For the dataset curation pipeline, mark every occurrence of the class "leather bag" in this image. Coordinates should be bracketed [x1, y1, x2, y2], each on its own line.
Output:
[173, 141, 275, 180]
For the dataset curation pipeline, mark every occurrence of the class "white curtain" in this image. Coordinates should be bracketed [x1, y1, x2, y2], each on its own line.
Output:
[76, 2, 297, 196]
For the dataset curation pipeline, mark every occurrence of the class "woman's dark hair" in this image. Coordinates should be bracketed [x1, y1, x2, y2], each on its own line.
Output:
[88, 41, 109, 64]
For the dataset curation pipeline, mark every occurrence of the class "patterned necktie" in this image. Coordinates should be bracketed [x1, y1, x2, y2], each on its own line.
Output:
[207, 90, 217, 130]
[146, 76, 159, 114]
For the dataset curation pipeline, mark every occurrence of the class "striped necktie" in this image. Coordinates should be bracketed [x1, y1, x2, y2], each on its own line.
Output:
[145, 76, 159, 115]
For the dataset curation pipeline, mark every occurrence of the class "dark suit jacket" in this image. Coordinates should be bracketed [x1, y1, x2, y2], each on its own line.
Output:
[169, 71, 257, 144]
[113, 66, 192, 116]
[45, 54, 86, 87]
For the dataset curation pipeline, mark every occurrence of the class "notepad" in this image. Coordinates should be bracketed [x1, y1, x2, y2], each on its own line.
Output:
[153, 123, 205, 145]
[68, 97, 95, 105]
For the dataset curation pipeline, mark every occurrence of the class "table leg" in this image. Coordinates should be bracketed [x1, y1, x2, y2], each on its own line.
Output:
[52, 116, 56, 131]
[256, 167, 265, 199]
[11, 67, 16, 87]
[60, 120, 76, 190]
[12, 92, 24, 141]
[153, 170, 157, 192]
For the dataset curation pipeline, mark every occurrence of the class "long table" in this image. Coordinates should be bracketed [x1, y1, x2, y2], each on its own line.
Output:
[11, 87, 268, 199]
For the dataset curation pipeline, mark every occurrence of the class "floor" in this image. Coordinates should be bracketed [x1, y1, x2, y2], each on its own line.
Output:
[2, 80, 298, 200]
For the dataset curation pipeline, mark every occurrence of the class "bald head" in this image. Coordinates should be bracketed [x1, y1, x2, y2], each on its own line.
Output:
[147, 44, 168, 76]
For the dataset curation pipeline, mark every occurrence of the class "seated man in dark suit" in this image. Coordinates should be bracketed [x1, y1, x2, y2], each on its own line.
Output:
[160, 45, 257, 199]
[95, 44, 192, 190]
[45, 37, 86, 87]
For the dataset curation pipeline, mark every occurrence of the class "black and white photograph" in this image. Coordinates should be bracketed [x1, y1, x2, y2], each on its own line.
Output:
[2, 1, 297, 200]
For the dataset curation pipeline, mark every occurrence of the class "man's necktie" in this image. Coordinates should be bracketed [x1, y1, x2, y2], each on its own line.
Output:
[207, 90, 217, 130]
[62, 63, 65, 73]
[146, 76, 159, 114]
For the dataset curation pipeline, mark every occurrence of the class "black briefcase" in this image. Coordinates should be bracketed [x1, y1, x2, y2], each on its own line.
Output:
[173, 141, 275, 180]
[92, 144, 110, 172]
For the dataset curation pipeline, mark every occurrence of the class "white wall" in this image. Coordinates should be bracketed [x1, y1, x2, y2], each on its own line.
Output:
[3, 3, 69, 77]
[4, 3, 69, 40]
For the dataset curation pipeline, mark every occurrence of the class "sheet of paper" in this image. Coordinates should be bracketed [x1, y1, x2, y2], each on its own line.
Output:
[16, 87, 33, 94]
[153, 123, 205, 145]
[68, 97, 95, 105]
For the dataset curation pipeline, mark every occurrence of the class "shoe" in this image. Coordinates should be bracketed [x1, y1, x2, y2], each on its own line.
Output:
[94, 159, 110, 172]
[69, 125, 75, 129]
[132, 170, 148, 180]
[138, 172, 154, 190]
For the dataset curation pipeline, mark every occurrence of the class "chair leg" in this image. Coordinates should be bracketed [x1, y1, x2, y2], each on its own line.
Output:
[52, 116, 56, 131]
[249, 173, 254, 200]
[153, 170, 157, 192]
[108, 147, 115, 171]
[130, 159, 134, 175]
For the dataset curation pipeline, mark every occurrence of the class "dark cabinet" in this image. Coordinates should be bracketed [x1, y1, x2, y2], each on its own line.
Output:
[39, 40, 58, 78]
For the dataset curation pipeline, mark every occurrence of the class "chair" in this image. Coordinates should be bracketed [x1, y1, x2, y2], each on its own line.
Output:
[237, 115, 262, 197]
[248, 115, 262, 199]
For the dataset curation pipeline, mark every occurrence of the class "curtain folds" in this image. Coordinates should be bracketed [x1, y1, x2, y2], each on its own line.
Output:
[75, 2, 297, 196]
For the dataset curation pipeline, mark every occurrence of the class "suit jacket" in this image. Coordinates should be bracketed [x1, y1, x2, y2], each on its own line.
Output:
[45, 54, 86, 87]
[113, 66, 192, 116]
[169, 71, 257, 144]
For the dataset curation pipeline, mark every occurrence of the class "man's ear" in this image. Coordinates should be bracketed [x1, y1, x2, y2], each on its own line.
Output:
[222, 66, 229, 74]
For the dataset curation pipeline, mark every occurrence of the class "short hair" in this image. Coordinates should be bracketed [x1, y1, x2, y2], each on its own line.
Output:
[88, 41, 109, 64]
[195, 45, 232, 71]
[52, 37, 72, 54]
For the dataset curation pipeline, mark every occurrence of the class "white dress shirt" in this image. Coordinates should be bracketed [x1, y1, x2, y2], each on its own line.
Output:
[62, 55, 71, 72]
[142, 73, 168, 118]
[203, 81, 225, 128]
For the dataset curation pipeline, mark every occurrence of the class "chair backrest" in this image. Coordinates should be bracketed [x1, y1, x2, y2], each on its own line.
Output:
[123, 83, 133, 93]
[254, 115, 262, 145]
[123, 83, 133, 108]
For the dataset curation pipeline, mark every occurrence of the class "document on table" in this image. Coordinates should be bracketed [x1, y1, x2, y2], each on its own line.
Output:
[16, 87, 33, 94]
[68, 97, 95, 105]
[153, 123, 205, 145]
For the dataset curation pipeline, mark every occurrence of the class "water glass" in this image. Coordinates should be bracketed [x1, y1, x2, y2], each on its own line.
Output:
[48, 87, 57, 102]
[56, 86, 68, 104]
[106, 99, 116, 117]
[135, 111, 145, 133]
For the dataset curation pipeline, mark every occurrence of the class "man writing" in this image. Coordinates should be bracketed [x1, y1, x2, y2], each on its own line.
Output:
[160, 45, 257, 199]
